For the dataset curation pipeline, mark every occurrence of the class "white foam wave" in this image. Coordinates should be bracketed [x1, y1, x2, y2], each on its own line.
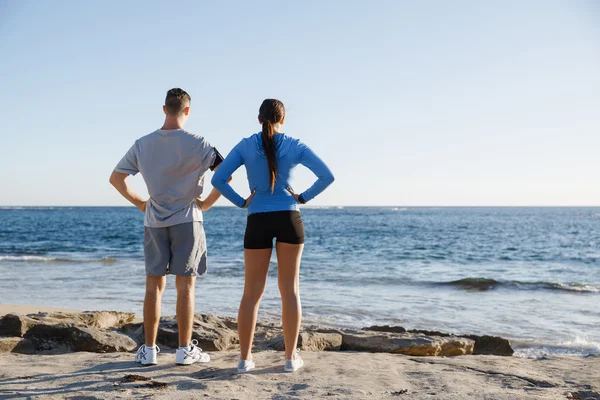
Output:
[555, 283, 600, 293]
[0, 255, 117, 263]
[514, 336, 600, 358]
[558, 336, 600, 351]
[0, 255, 57, 262]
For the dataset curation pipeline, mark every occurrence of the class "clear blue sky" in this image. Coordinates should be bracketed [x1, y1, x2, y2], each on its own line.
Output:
[1, 1, 598, 206]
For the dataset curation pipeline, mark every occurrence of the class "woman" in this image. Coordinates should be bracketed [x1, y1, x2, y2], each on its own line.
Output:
[212, 99, 334, 373]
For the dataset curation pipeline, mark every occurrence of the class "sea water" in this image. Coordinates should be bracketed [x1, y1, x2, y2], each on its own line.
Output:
[0, 206, 598, 357]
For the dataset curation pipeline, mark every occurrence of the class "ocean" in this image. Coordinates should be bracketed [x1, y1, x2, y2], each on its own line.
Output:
[0, 206, 598, 357]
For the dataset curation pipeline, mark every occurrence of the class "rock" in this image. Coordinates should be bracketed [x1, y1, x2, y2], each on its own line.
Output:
[268, 329, 343, 351]
[0, 337, 35, 354]
[439, 337, 474, 356]
[27, 311, 135, 330]
[299, 331, 342, 351]
[125, 314, 238, 351]
[341, 330, 474, 356]
[82, 311, 136, 329]
[364, 325, 514, 356]
[364, 325, 407, 334]
[0, 314, 37, 337]
[218, 316, 239, 331]
[466, 335, 514, 356]
[190, 314, 238, 351]
[24, 323, 137, 353]
[253, 322, 283, 346]
[408, 329, 452, 337]
[121, 322, 144, 344]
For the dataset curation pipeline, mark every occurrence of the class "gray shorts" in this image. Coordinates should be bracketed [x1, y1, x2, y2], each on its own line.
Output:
[143, 222, 207, 277]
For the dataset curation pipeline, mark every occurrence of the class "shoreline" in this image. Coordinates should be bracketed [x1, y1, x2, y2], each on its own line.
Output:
[1, 303, 597, 358]
[1, 305, 599, 398]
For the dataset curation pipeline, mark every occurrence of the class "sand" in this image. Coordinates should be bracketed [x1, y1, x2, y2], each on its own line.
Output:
[1, 350, 599, 399]
[0, 304, 81, 317]
[0, 304, 599, 399]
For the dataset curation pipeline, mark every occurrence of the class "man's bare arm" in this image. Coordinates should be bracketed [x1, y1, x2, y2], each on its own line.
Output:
[109, 171, 147, 212]
[196, 165, 232, 212]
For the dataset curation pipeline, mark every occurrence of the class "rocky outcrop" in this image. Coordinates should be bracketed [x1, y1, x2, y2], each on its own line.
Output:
[0, 311, 137, 354]
[341, 330, 474, 356]
[364, 325, 407, 334]
[124, 314, 238, 351]
[28, 311, 136, 330]
[24, 323, 137, 353]
[0, 337, 35, 354]
[466, 335, 514, 356]
[364, 325, 515, 356]
[0, 311, 513, 357]
[267, 329, 343, 352]
[0, 314, 37, 337]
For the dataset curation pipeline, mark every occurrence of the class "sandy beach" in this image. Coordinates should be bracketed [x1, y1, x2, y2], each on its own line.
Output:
[1, 350, 599, 399]
[0, 304, 599, 399]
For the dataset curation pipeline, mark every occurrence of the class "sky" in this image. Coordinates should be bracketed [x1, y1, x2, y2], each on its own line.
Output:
[0, 0, 599, 206]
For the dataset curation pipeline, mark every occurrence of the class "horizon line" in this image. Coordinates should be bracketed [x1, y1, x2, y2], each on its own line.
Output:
[2, 205, 600, 208]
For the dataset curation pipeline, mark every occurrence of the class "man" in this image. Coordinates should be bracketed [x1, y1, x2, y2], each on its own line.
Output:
[109, 88, 224, 366]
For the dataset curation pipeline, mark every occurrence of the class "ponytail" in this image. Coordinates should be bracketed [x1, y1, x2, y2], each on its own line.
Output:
[258, 99, 285, 193]
[262, 119, 277, 192]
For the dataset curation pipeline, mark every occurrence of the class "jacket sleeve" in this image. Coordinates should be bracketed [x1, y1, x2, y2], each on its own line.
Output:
[297, 142, 335, 203]
[211, 143, 246, 208]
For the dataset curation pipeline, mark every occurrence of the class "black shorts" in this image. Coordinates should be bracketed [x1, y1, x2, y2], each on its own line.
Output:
[244, 211, 305, 249]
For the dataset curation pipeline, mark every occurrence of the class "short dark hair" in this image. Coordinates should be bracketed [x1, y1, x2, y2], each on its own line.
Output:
[165, 88, 191, 115]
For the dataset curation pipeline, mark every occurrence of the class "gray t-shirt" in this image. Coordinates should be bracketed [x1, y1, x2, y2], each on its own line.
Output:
[114, 129, 218, 228]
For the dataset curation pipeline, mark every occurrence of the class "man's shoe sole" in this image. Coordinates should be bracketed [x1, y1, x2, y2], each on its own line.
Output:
[176, 360, 210, 366]
[136, 361, 157, 366]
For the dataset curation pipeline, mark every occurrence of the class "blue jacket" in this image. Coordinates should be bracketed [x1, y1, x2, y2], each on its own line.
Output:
[212, 133, 334, 214]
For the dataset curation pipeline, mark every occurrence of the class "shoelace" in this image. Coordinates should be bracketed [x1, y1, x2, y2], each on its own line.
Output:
[184, 339, 202, 355]
[137, 344, 160, 358]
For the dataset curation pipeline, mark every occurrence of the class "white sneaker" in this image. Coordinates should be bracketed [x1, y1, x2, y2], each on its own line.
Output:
[135, 344, 160, 365]
[237, 359, 255, 373]
[175, 339, 210, 365]
[284, 349, 304, 372]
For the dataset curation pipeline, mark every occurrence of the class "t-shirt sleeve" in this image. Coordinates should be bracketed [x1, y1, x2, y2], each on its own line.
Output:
[114, 143, 139, 176]
[198, 139, 224, 172]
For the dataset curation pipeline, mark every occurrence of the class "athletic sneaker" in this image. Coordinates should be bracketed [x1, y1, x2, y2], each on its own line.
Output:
[284, 349, 304, 372]
[135, 344, 160, 365]
[175, 339, 210, 365]
[237, 359, 255, 373]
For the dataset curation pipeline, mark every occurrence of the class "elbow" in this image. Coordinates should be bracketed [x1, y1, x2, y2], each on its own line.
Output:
[325, 172, 335, 186]
[211, 174, 223, 189]
[109, 171, 118, 187]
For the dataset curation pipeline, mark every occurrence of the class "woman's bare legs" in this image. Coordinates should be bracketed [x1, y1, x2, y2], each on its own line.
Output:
[276, 242, 304, 360]
[238, 248, 271, 360]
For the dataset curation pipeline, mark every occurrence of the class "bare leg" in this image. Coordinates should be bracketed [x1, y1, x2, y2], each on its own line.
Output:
[176, 275, 197, 347]
[276, 242, 304, 360]
[144, 276, 166, 347]
[238, 249, 272, 360]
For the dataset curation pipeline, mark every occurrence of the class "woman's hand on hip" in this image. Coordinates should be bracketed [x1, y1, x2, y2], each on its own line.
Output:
[243, 190, 256, 209]
[286, 187, 305, 204]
